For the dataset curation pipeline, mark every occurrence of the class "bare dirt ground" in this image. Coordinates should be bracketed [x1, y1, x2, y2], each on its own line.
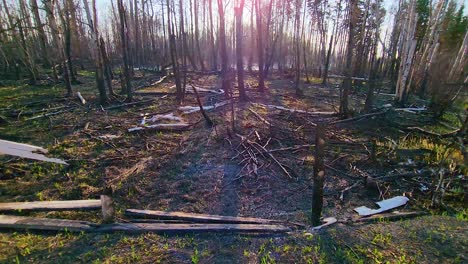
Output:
[0, 71, 466, 263]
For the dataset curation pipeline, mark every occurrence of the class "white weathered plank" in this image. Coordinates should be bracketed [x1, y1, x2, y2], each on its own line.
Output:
[125, 209, 280, 224]
[0, 200, 101, 212]
[0, 139, 68, 165]
[0, 215, 93, 232]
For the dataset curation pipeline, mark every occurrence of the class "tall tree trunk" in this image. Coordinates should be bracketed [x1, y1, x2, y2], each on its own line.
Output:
[339, 0, 357, 117]
[255, 0, 265, 92]
[60, 0, 77, 84]
[235, 0, 247, 101]
[248, 0, 254, 73]
[43, 0, 73, 96]
[217, 0, 230, 96]
[208, 0, 217, 71]
[83, 0, 108, 105]
[194, 0, 205, 71]
[99, 37, 114, 96]
[30, 0, 50, 67]
[166, 0, 183, 101]
[117, 0, 133, 101]
[322, 34, 334, 85]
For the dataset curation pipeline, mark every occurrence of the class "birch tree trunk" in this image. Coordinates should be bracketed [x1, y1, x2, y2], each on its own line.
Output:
[117, 0, 133, 101]
[43, 0, 73, 96]
[82, 0, 108, 105]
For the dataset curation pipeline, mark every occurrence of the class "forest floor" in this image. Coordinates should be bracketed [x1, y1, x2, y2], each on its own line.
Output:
[0, 70, 466, 263]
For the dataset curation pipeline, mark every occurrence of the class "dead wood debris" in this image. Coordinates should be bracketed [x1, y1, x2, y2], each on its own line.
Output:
[233, 132, 294, 179]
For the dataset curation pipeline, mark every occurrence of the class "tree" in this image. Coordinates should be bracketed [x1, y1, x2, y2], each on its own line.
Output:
[43, 0, 73, 96]
[235, 0, 247, 101]
[255, 0, 265, 93]
[117, 0, 133, 102]
[82, 0, 108, 105]
[339, 0, 358, 117]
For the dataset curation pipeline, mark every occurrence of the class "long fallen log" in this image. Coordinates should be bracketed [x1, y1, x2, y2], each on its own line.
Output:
[353, 211, 426, 223]
[125, 209, 280, 224]
[128, 123, 191, 132]
[328, 75, 368, 81]
[0, 200, 101, 212]
[105, 99, 156, 110]
[0, 215, 290, 233]
[179, 100, 230, 114]
[256, 103, 336, 116]
[329, 111, 387, 125]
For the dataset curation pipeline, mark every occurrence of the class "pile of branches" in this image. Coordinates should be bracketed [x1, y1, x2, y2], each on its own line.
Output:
[230, 130, 315, 181]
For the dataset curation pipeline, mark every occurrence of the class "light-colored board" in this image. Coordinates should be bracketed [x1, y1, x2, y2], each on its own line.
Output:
[0, 215, 93, 232]
[125, 209, 280, 224]
[0, 200, 101, 212]
[0, 139, 68, 165]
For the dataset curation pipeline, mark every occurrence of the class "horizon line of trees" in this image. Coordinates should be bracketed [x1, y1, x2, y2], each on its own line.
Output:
[0, 0, 466, 117]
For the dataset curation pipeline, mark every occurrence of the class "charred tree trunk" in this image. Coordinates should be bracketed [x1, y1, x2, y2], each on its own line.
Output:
[312, 123, 326, 226]
[339, 0, 357, 118]
[235, 0, 247, 101]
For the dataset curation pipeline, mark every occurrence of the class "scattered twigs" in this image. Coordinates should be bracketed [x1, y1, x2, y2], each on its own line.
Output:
[267, 144, 314, 153]
[339, 181, 362, 202]
[248, 108, 271, 126]
[26, 107, 73, 120]
[83, 131, 125, 155]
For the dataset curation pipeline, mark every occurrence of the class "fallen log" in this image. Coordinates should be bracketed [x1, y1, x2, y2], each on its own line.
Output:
[329, 111, 387, 125]
[76, 92, 86, 105]
[105, 99, 156, 110]
[125, 209, 280, 224]
[186, 86, 224, 95]
[0, 199, 101, 212]
[353, 211, 426, 223]
[128, 123, 191, 132]
[256, 103, 336, 116]
[179, 100, 230, 114]
[151, 75, 168, 86]
[328, 75, 368, 81]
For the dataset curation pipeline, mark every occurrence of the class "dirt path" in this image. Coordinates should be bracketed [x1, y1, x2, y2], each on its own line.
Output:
[220, 163, 241, 216]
